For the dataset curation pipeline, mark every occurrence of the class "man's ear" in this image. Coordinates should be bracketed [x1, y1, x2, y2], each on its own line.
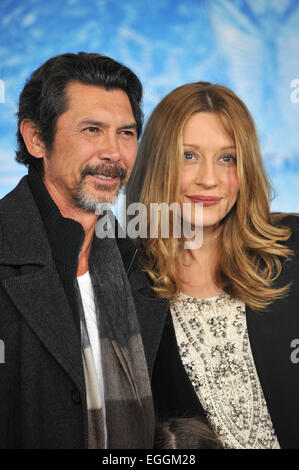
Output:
[20, 119, 46, 159]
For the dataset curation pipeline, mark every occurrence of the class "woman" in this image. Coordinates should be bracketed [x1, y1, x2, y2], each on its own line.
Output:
[126, 82, 299, 449]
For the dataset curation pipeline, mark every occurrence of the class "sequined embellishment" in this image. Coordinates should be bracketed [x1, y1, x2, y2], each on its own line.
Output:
[170, 293, 280, 449]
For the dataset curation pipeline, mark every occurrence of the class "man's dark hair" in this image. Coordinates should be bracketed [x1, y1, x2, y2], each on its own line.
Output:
[16, 52, 143, 167]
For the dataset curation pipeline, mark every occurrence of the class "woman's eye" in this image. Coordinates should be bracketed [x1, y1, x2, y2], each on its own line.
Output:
[184, 152, 195, 160]
[220, 154, 236, 163]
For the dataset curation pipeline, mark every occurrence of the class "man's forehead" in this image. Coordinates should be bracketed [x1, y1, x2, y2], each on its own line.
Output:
[63, 81, 133, 115]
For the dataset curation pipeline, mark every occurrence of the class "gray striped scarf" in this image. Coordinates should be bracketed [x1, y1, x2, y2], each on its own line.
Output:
[78, 233, 155, 449]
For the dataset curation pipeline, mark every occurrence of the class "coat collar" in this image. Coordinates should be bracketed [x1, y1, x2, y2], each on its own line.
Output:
[0, 176, 50, 266]
[27, 164, 85, 269]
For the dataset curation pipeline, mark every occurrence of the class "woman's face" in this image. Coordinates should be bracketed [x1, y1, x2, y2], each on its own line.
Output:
[180, 112, 239, 235]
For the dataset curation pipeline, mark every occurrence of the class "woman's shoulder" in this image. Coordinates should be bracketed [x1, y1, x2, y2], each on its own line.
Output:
[271, 213, 299, 228]
[271, 213, 299, 251]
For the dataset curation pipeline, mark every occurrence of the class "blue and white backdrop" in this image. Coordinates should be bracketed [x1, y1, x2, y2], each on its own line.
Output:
[0, 0, 298, 211]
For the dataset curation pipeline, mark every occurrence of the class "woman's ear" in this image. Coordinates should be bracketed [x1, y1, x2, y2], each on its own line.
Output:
[20, 119, 46, 159]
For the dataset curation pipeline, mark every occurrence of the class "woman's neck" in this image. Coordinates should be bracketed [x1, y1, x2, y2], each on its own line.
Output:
[177, 225, 223, 299]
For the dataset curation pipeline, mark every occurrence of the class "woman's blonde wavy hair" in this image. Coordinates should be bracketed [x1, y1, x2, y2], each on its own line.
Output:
[126, 82, 294, 311]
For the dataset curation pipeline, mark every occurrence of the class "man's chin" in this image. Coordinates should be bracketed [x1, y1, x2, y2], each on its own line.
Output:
[72, 187, 120, 213]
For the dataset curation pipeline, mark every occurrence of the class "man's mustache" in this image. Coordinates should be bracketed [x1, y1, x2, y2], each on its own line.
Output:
[81, 163, 127, 181]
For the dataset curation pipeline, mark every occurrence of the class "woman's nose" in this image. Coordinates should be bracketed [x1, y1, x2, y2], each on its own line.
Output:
[195, 160, 218, 187]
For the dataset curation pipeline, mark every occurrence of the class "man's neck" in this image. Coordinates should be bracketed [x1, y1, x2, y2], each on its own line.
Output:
[44, 178, 98, 277]
[76, 228, 96, 277]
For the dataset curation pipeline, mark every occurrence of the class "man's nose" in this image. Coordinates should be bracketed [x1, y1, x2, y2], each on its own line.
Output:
[98, 132, 121, 162]
[195, 160, 218, 187]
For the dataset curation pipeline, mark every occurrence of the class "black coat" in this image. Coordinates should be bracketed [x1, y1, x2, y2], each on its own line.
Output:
[0, 177, 203, 449]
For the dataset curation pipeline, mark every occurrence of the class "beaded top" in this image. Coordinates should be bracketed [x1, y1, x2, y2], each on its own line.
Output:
[170, 292, 280, 449]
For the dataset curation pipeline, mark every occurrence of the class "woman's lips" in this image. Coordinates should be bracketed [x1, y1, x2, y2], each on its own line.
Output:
[186, 195, 222, 207]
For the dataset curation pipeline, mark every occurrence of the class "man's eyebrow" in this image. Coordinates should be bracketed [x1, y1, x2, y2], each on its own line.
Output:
[119, 123, 137, 130]
[77, 120, 137, 131]
[78, 119, 106, 128]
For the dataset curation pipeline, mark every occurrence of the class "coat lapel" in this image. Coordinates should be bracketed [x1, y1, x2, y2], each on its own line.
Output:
[116, 237, 169, 378]
[130, 273, 169, 378]
[2, 262, 85, 398]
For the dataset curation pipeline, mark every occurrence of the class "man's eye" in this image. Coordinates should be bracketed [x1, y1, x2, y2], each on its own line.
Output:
[121, 130, 134, 136]
[184, 152, 195, 160]
[84, 127, 98, 133]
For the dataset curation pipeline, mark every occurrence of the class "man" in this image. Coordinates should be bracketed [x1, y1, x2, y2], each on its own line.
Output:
[0, 52, 204, 449]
